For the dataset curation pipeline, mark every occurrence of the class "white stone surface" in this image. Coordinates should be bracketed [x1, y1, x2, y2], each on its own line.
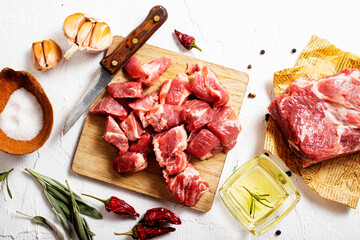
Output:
[1, 0, 359, 239]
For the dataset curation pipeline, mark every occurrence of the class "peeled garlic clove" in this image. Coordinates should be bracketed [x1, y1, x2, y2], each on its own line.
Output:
[31, 39, 62, 71]
[76, 21, 94, 47]
[63, 13, 87, 42]
[43, 39, 62, 69]
[31, 42, 47, 71]
[89, 22, 112, 51]
[63, 13, 112, 59]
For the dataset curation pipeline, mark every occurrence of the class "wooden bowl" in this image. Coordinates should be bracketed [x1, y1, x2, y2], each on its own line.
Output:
[0, 68, 53, 155]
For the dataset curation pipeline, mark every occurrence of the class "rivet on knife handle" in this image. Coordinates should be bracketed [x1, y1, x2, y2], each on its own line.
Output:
[100, 5, 168, 75]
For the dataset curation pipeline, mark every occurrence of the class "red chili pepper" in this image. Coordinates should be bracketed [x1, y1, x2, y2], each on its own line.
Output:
[141, 207, 181, 226]
[115, 224, 175, 240]
[174, 29, 202, 52]
[82, 193, 139, 217]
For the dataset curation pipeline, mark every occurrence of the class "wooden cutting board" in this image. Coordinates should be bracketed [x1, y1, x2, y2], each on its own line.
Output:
[72, 36, 249, 212]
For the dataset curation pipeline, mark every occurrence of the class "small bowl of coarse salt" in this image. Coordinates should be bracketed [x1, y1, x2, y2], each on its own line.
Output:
[0, 68, 53, 155]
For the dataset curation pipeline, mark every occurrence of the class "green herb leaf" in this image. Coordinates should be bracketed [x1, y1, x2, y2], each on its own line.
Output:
[25, 169, 102, 219]
[0, 168, 13, 199]
[43, 189, 72, 238]
[66, 180, 94, 240]
[16, 211, 65, 240]
[242, 186, 273, 218]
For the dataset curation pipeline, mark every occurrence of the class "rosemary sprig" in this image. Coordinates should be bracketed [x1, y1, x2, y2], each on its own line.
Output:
[16, 211, 65, 240]
[0, 168, 13, 199]
[242, 186, 273, 218]
[66, 180, 95, 240]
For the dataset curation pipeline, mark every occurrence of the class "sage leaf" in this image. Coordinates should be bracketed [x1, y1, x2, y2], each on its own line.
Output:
[66, 180, 94, 240]
[16, 211, 65, 240]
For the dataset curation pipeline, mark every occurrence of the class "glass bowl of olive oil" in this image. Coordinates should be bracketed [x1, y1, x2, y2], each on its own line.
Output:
[219, 153, 300, 236]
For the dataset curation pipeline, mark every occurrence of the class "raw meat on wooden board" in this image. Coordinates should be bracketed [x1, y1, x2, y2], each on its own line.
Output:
[124, 56, 171, 86]
[113, 152, 148, 173]
[153, 125, 188, 175]
[72, 35, 249, 212]
[108, 81, 143, 98]
[208, 106, 241, 151]
[146, 104, 186, 132]
[159, 74, 191, 106]
[163, 164, 209, 206]
[120, 112, 144, 141]
[128, 92, 159, 128]
[103, 116, 129, 154]
[90, 95, 128, 120]
[129, 131, 152, 156]
[183, 99, 215, 132]
[187, 129, 222, 160]
[189, 63, 230, 108]
[269, 68, 360, 167]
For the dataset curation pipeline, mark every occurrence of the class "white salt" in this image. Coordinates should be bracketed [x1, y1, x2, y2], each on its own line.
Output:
[0, 88, 44, 141]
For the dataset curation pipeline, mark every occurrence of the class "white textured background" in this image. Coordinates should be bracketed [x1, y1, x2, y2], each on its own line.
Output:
[1, 0, 360, 239]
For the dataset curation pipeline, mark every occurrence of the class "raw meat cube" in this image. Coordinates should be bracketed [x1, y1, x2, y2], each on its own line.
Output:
[187, 129, 222, 160]
[186, 63, 198, 75]
[189, 63, 230, 108]
[223, 139, 237, 153]
[103, 116, 129, 154]
[124, 56, 171, 86]
[183, 99, 215, 132]
[108, 81, 143, 98]
[207, 106, 241, 147]
[164, 152, 189, 175]
[159, 74, 191, 106]
[90, 95, 127, 120]
[113, 152, 148, 173]
[146, 104, 186, 132]
[129, 131, 152, 155]
[268, 68, 360, 167]
[153, 125, 188, 174]
[164, 164, 209, 206]
[128, 92, 159, 128]
[120, 112, 144, 141]
[123, 57, 148, 79]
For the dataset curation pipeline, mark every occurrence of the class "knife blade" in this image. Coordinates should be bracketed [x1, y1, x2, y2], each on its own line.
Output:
[63, 5, 168, 135]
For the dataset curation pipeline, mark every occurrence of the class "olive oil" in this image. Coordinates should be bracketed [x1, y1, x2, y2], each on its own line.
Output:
[219, 154, 300, 236]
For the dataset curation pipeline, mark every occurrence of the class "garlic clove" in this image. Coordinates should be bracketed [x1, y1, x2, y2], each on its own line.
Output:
[89, 22, 112, 52]
[31, 42, 46, 71]
[31, 39, 62, 71]
[43, 39, 62, 69]
[63, 13, 86, 42]
[76, 21, 94, 47]
[82, 22, 94, 47]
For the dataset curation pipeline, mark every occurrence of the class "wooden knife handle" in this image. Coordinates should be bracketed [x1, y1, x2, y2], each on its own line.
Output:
[100, 5, 168, 75]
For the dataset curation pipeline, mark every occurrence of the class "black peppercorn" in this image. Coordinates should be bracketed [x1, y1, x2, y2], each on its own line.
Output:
[291, 48, 297, 53]
[247, 64, 252, 69]
[260, 49, 265, 55]
[265, 113, 270, 121]
[275, 230, 281, 236]
[248, 93, 256, 99]
[286, 171, 292, 177]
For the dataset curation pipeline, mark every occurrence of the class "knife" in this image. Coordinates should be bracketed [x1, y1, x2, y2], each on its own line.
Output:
[62, 6, 168, 135]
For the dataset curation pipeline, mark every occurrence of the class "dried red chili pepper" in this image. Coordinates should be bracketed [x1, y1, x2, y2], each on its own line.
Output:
[115, 224, 175, 240]
[141, 207, 181, 226]
[82, 193, 139, 217]
[174, 29, 202, 52]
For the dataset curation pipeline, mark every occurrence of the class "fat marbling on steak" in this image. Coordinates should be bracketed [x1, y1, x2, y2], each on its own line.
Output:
[268, 68, 360, 167]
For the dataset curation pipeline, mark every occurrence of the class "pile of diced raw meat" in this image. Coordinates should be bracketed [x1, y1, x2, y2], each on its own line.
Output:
[268, 68, 360, 167]
[91, 57, 242, 206]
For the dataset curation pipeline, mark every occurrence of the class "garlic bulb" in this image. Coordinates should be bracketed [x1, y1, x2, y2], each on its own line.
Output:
[31, 39, 62, 71]
[63, 13, 112, 59]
